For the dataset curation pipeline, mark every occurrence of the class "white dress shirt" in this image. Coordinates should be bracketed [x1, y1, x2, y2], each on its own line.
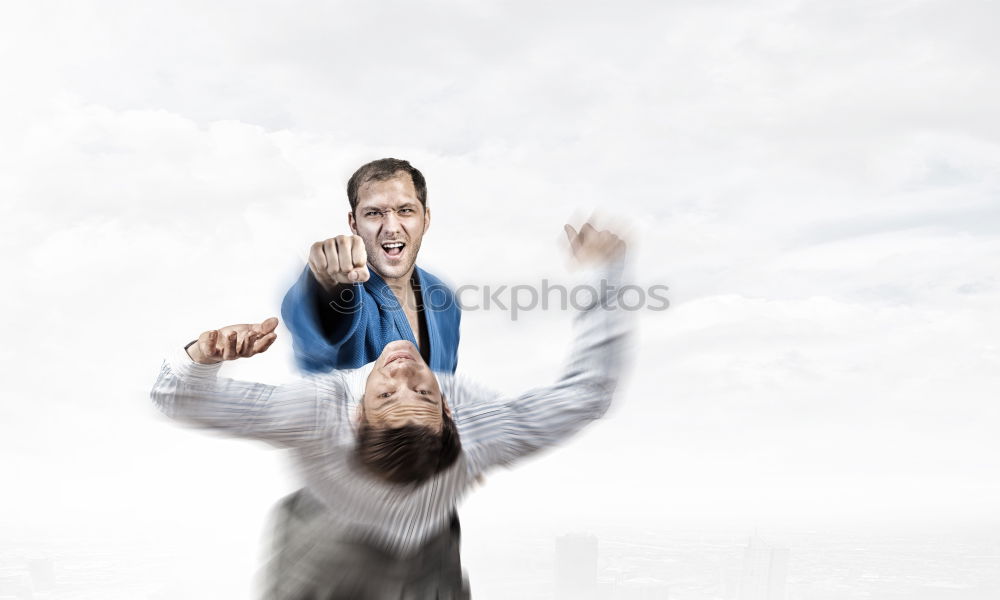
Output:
[150, 261, 631, 556]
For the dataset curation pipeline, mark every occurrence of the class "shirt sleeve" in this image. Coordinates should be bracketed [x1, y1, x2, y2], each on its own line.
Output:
[149, 345, 342, 448]
[280, 265, 364, 374]
[457, 258, 632, 473]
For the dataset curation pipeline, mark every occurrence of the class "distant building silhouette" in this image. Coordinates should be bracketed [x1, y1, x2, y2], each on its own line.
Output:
[555, 533, 599, 600]
[27, 556, 54, 593]
[738, 536, 788, 600]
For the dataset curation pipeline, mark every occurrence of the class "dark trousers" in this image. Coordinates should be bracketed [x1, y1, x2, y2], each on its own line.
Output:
[261, 489, 471, 600]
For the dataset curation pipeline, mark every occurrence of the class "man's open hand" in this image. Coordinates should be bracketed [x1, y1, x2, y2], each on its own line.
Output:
[309, 235, 371, 292]
[186, 317, 279, 364]
[564, 221, 626, 265]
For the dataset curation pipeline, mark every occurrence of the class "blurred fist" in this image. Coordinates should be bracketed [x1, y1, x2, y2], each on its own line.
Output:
[308, 235, 371, 292]
[186, 317, 279, 365]
[563, 222, 627, 265]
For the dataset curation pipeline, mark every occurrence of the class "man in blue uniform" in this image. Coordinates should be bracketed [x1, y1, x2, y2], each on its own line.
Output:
[280, 157, 460, 374]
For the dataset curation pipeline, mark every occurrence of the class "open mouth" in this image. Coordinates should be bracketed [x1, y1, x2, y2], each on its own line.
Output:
[381, 241, 405, 258]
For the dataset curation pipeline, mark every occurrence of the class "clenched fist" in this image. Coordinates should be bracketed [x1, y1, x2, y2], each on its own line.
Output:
[309, 235, 371, 292]
[186, 317, 279, 365]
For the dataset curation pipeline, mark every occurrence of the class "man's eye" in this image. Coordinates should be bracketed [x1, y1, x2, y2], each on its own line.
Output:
[399, 208, 414, 215]
[379, 392, 392, 399]
[365, 211, 381, 218]
[418, 390, 430, 395]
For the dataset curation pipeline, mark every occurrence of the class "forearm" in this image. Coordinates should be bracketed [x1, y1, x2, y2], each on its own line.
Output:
[152, 346, 267, 427]
[281, 266, 361, 373]
[463, 259, 632, 469]
[150, 346, 325, 445]
[557, 258, 631, 400]
[313, 281, 358, 341]
[523, 260, 630, 426]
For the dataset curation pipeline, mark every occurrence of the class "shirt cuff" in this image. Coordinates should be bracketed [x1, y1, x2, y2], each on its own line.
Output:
[575, 258, 627, 309]
[166, 342, 225, 379]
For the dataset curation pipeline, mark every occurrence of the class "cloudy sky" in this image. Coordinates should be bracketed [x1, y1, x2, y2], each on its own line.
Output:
[2, 0, 999, 597]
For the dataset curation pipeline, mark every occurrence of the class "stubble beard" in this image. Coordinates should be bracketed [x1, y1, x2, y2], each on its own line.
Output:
[368, 235, 423, 283]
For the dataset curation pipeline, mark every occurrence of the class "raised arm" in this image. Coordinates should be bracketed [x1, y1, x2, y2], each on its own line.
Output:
[150, 317, 340, 447]
[280, 235, 370, 373]
[459, 222, 633, 472]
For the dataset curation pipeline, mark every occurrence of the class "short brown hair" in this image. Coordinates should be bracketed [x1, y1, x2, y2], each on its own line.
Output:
[347, 158, 428, 213]
[356, 402, 460, 484]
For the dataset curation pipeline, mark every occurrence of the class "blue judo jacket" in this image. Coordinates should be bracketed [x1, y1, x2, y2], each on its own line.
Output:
[280, 265, 461, 374]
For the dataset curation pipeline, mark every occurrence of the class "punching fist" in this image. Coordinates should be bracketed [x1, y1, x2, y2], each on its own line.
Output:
[186, 317, 279, 365]
[309, 235, 371, 292]
[564, 221, 627, 265]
